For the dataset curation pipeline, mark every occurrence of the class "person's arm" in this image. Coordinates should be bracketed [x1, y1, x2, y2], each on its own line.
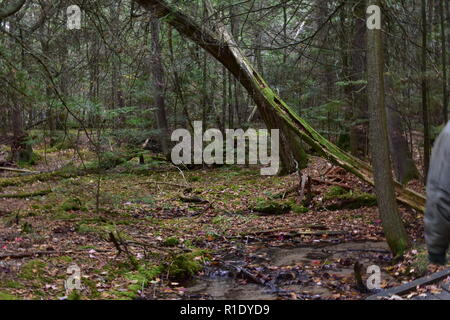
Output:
[425, 128, 450, 265]
[425, 190, 450, 264]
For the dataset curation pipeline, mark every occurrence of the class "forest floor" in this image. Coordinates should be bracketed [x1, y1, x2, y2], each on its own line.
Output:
[0, 144, 448, 300]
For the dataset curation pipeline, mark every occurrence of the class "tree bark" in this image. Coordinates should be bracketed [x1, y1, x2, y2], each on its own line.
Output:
[349, 0, 368, 157]
[439, 0, 448, 124]
[150, 17, 170, 156]
[366, 0, 410, 256]
[386, 76, 419, 184]
[421, 0, 431, 181]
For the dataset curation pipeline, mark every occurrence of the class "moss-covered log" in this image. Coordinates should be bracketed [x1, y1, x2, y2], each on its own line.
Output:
[0, 189, 52, 199]
[0, 151, 145, 189]
[134, 0, 425, 212]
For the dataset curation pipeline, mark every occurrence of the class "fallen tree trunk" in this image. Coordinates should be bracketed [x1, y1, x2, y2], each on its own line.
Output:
[134, 0, 425, 212]
[0, 189, 52, 199]
[0, 167, 41, 174]
[0, 151, 146, 189]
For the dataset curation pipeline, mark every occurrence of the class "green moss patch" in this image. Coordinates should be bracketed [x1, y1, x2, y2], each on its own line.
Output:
[251, 199, 292, 215]
[0, 291, 19, 300]
[18, 260, 48, 281]
[60, 198, 83, 211]
[163, 237, 180, 247]
[0, 189, 52, 199]
[324, 187, 377, 210]
[164, 251, 206, 280]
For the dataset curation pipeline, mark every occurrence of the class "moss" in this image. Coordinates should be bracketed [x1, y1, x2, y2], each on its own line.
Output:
[0, 291, 19, 300]
[120, 265, 163, 299]
[251, 199, 291, 215]
[188, 176, 201, 182]
[291, 204, 309, 214]
[95, 152, 128, 170]
[68, 290, 82, 300]
[21, 222, 33, 234]
[77, 245, 98, 250]
[51, 255, 73, 264]
[165, 251, 206, 280]
[60, 198, 83, 211]
[211, 215, 231, 225]
[19, 260, 48, 280]
[163, 237, 180, 247]
[18, 151, 41, 167]
[0, 189, 52, 199]
[324, 186, 348, 199]
[132, 196, 155, 205]
[0, 158, 112, 189]
[408, 247, 429, 276]
[75, 223, 116, 240]
[324, 187, 377, 210]
[82, 278, 100, 299]
[0, 280, 24, 289]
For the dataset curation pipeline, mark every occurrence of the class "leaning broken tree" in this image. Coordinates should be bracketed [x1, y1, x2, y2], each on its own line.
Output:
[134, 0, 425, 213]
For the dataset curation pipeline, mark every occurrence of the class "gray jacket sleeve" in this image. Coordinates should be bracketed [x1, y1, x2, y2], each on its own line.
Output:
[425, 122, 450, 256]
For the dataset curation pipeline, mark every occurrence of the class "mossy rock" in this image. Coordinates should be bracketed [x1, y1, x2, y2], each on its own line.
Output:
[251, 199, 291, 215]
[165, 251, 205, 280]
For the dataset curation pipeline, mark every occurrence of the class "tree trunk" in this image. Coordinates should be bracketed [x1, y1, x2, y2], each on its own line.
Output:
[8, 18, 32, 163]
[386, 76, 419, 184]
[150, 17, 170, 156]
[366, 0, 410, 256]
[349, 0, 368, 157]
[133, 0, 425, 212]
[439, 0, 448, 124]
[421, 0, 431, 182]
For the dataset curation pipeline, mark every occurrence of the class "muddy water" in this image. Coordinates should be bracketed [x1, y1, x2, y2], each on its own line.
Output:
[184, 242, 394, 300]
